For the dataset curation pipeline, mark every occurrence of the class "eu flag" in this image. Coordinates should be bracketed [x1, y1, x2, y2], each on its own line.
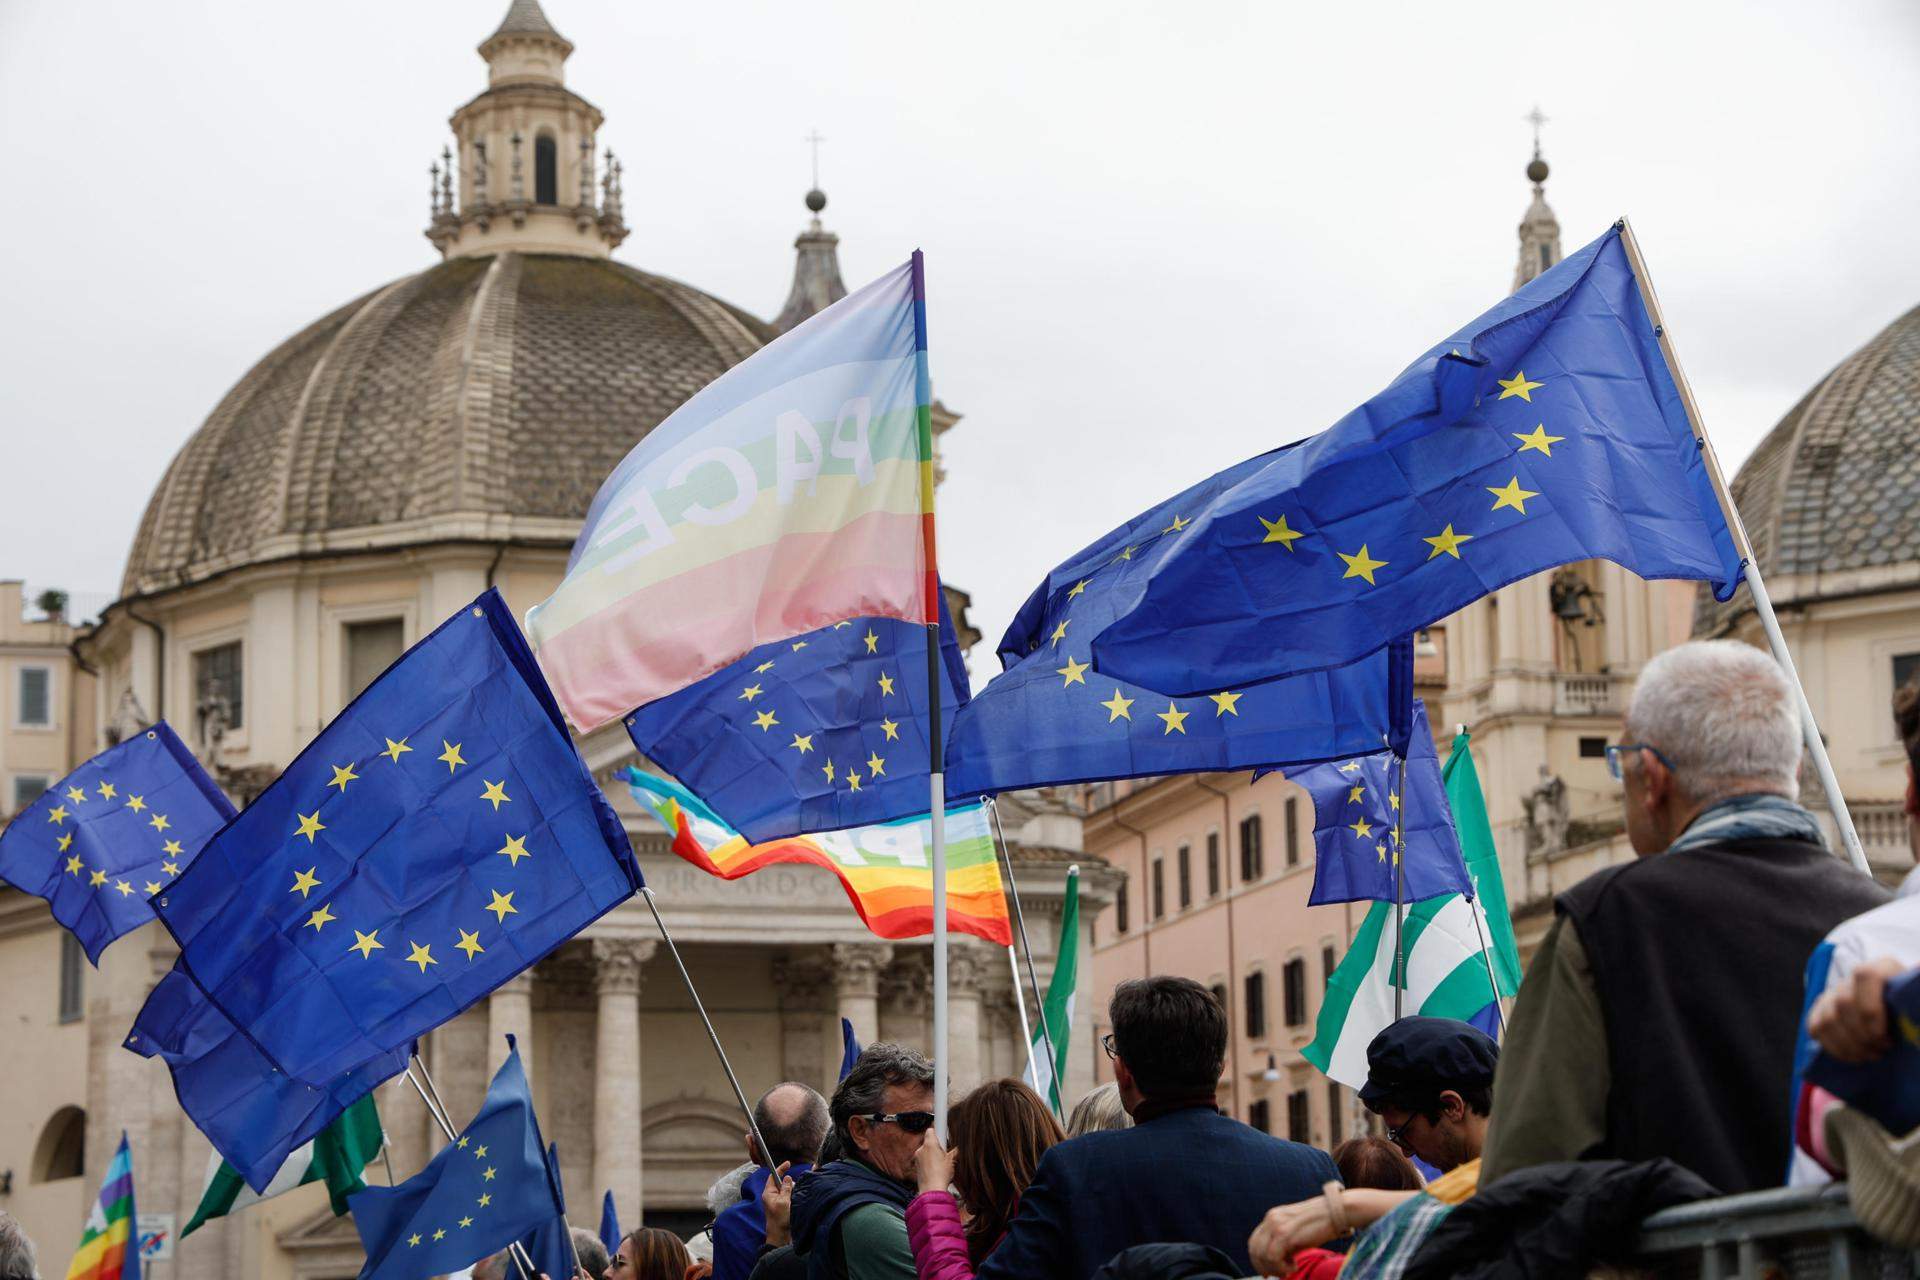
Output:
[1088, 224, 1745, 695]
[517, 1143, 574, 1280]
[349, 1040, 560, 1280]
[0, 722, 231, 964]
[125, 963, 411, 1192]
[943, 455, 1413, 800]
[1278, 701, 1471, 906]
[598, 1189, 621, 1256]
[625, 600, 969, 843]
[151, 590, 640, 1088]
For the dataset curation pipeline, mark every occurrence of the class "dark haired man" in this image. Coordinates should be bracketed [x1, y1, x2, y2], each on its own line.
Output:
[713, 1082, 830, 1280]
[970, 975, 1336, 1280]
[790, 1044, 933, 1280]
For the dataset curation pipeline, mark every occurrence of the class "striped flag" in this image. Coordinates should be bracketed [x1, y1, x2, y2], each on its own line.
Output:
[530, 257, 933, 729]
[1303, 730, 1520, 1089]
[181, 1093, 382, 1238]
[1027, 867, 1080, 1112]
[66, 1132, 138, 1280]
[628, 767, 1011, 945]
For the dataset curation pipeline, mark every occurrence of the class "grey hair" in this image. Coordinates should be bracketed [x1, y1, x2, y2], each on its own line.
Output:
[470, 1252, 510, 1280]
[1065, 1082, 1134, 1137]
[1624, 641, 1802, 803]
[829, 1042, 935, 1150]
[705, 1161, 756, 1215]
[0, 1212, 33, 1279]
[571, 1227, 611, 1280]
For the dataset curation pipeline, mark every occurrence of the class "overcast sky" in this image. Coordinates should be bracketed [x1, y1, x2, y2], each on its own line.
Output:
[2, 0, 1916, 659]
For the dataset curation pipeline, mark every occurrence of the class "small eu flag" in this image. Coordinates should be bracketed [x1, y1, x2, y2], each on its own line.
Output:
[517, 1142, 574, 1280]
[349, 1039, 560, 1280]
[152, 590, 640, 1088]
[126, 962, 411, 1192]
[1279, 701, 1471, 906]
[625, 601, 969, 843]
[0, 721, 231, 964]
[598, 1189, 621, 1257]
[943, 455, 1413, 800]
[1089, 223, 1746, 695]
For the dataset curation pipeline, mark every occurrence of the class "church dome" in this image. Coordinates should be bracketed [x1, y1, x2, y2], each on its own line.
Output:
[121, 253, 774, 597]
[1698, 301, 1920, 631]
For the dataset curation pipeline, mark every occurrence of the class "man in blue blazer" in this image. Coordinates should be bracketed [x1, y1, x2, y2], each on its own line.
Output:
[971, 976, 1339, 1279]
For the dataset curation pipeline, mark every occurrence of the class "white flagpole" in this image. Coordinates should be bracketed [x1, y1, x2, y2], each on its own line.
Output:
[1007, 945, 1039, 1087]
[1616, 217, 1870, 875]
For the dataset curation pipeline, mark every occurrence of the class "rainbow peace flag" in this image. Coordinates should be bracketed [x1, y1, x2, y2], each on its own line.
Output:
[67, 1132, 139, 1280]
[530, 257, 934, 729]
[628, 768, 1011, 946]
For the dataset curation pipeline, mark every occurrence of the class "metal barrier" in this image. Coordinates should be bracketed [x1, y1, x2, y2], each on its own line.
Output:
[1626, 1184, 1919, 1279]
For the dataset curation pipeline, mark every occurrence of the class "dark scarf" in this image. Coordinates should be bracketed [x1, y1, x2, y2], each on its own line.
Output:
[1130, 1093, 1222, 1125]
[788, 1157, 912, 1280]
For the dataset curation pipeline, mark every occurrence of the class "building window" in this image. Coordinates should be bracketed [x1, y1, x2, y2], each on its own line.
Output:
[1244, 970, 1266, 1039]
[1328, 1083, 1343, 1145]
[1285, 797, 1300, 867]
[1894, 652, 1920, 694]
[1115, 881, 1129, 935]
[11, 774, 50, 815]
[1287, 1090, 1311, 1144]
[1283, 958, 1308, 1026]
[1239, 815, 1264, 883]
[1248, 1099, 1271, 1134]
[534, 133, 558, 204]
[1321, 945, 1337, 988]
[1206, 832, 1221, 897]
[17, 666, 52, 727]
[193, 641, 244, 730]
[1176, 845, 1192, 909]
[58, 933, 83, 1023]
[1150, 858, 1165, 921]
[31, 1106, 85, 1183]
[1579, 736, 1608, 758]
[346, 618, 406, 701]
[1209, 982, 1229, 1018]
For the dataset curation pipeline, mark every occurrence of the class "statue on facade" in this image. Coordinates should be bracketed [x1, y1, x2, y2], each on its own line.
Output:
[1521, 764, 1571, 854]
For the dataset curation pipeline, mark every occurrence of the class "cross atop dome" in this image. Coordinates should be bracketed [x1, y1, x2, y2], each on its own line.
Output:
[774, 132, 850, 333]
[1512, 106, 1562, 291]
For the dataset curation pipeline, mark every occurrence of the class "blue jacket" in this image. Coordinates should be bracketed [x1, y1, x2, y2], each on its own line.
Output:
[790, 1159, 914, 1280]
[714, 1163, 814, 1280]
[974, 1105, 1338, 1280]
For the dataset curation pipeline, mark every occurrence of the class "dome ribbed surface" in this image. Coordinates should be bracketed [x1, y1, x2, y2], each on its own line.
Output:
[123, 253, 773, 597]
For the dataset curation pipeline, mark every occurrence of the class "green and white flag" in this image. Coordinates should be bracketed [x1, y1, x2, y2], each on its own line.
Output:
[181, 1093, 383, 1238]
[1304, 730, 1521, 1090]
[1027, 865, 1080, 1113]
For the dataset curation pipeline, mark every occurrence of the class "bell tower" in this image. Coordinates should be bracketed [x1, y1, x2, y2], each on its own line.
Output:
[425, 0, 629, 260]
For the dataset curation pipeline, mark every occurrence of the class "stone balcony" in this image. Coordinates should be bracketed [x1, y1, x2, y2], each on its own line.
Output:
[1552, 672, 1622, 716]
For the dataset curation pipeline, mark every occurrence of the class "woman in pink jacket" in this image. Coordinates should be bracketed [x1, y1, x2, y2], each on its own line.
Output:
[905, 1079, 1065, 1280]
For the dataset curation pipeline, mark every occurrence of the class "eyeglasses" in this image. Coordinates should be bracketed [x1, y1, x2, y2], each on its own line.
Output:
[1605, 743, 1675, 782]
[609, 1257, 632, 1273]
[1385, 1114, 1421, 1151]
[864, 1110, 937, 1134]
[1101, 1033, 1117, 1061]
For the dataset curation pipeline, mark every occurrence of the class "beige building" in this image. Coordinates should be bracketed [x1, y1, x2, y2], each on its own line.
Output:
[1083, 140, 1920, 1146]
[0, 3, 1099, 1276]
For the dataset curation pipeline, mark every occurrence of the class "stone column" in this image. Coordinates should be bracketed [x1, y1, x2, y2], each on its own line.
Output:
[488, 971, 536, 1079]
[592, 938, 653, 1228]
[771, 952, 832, 1090]
[831, 942, 893, 1047]
[945, 945, 989, 1096]
[879, 950, 933, 1051]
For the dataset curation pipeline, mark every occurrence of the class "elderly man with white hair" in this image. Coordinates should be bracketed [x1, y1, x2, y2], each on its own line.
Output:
[0, 1211, 35, 1280]
[1478, 640, 1888, 1195]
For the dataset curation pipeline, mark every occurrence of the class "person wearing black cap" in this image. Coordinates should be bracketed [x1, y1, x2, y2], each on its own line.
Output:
[1247, 1018, 1497, 1277]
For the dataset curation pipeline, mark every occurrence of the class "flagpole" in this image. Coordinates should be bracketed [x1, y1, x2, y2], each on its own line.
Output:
[1391, 747, 1409, 1020]
[910, 249, 951, 1137]
[404, 1060, 542, 1280]
[987, 798, 1060, 1107]
[1463, 893, 1508, 1038]
[1615, 216, 1869, 876]
[1006, 945, 1041, 1090]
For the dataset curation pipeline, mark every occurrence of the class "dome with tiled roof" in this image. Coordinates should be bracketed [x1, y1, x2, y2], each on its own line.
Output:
[1698, 302, 1920, 633]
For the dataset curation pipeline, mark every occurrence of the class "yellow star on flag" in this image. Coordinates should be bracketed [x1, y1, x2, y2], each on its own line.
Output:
[438, 741, 466, 772]
[1423, 524, 1475, 559]
[482, 1167, 496, 1182]
[47, 806, 67, 825]
[477, 1193, 492, 1208]
[1057, 656, 1090, 687]
[89, 870, 107, 887]
[866, 752, 886, 777]
[755, 660, 776, 674]
[790, 733, 814, 755]
[408, 1234, 422, 1247]
[479, 779, 511, 811]
[1338, 761, 1363, 774]
[327, 763, 359, 792]
[752, 709, 779, 731]
[1487, 476, 1540, 514]
[1163, 514, 1190, 534]
[126, 795, 146, 812]
[305, 904, 336, 931]
[1209, 691, 1241, 717]
[498, 834, 531, 866]
[1347, 784, 1365, 804]
[1157, 703, 1189, 735]
[847, 772, 863, 793]
[1348, 816, 1374, 839]
[1496, 371, 1543, 401]
[455, 929, 484, 960]
[144, 881, 161, 897]
[475, 1145, 487, 1158]
[485, 890, 517, 923]
[791, 640, 808, 651]
[56, 832, 73, 852]
[864, 630, 880, 654]
[1101, 690, 1134, 722]
[161, 861, 179, 876]
[877, 672, 895, 696]
[149, 812, 171, 832]
[1067, 579, 1089, 599]
[1050, 620, 1070, 646]
[1513, 424, 1564, 456]
[65, 786, 86, 804]
[456, 1137, 469, 1150]
[350, 930, 383, 959]
[65, 854, 83, 876]
[433, 1229, 446, 1242]
[382, 737, 412, 763]
[1113, 545, 1136, 563]
[1338, 545, 1387, 585]
[879, 718, 900, 741]
[290, 867, 322, 897]
[114, 880, 135, 897]
[740, 684, 764, 702]
[1259, 514, 1305, 550]
[162, 838, 183, 856]
[406, 942, 437, 972]
[96, 781, 116, 800]
[1389, 791, 1401, 810]
[822, 760, 836, 783]
[1376, 843, 1388, 863]
[294, 810, 325, 842]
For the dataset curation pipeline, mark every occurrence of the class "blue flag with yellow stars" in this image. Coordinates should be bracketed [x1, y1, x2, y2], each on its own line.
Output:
[0, 721, 232, 964]
[942, 456, 1413, 800]
[1277, 700, 1471, 906]
[125, 962, 412, 1192]
[349, 1038, 561, 1280]
[624, 598, 969, 843]
[1087, 223, 1746, 695]
[149, 589, 641, 1089]
[518, 1142, 574, 1280]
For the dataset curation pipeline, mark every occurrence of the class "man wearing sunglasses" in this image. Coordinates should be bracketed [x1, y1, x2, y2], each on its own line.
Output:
[1479, 641, 1888, 1196]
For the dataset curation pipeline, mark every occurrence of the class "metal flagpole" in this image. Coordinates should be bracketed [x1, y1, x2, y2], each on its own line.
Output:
[1615, 216, 1870, 875]
[987, 798, 1059, 1099]
[639, 887, 776, 1163]
[1391, 748, 1409, 1020]
[379, 1130, 397, 1186]
[1006, 946, 1040, 1088]
[405, 1059, 543, 1280]
[1463, 894, 1508, 1038]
